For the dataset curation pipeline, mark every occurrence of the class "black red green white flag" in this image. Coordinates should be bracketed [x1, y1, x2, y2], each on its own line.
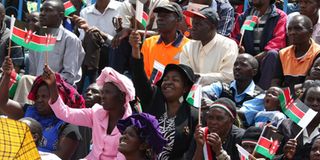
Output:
[64, 1, 77, 16]
[254, 125, 283, 159]
[10, 16, 57, 52]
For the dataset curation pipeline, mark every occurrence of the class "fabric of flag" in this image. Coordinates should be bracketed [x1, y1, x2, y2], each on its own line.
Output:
[279, 87, 294, 110]
[134, 98, 143, 113]
[10, 16, 57, 52]
[150, 61, 165, 84]
[135, 0, 149, 28]
[236, 144, 250, 160]
[283, 99, 317, 128]
[64, 1, 77, 16]
[8, 71, 21, 99]
[203, 127, 213, 160]
[254, 125, 283, 160]
[187, 84, 202, 108]
[241, 15, 258, 33]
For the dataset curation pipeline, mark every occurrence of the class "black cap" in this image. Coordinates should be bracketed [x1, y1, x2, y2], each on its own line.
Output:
[156, 64, 195, 87]
[184, 7, 219, 25]
[154, 2, 183, 21]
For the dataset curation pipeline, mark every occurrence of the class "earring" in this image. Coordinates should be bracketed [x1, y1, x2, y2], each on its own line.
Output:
[179, 96, 184, 103]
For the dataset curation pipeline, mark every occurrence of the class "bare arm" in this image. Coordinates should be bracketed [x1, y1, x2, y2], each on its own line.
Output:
[0, 56, 24, 120]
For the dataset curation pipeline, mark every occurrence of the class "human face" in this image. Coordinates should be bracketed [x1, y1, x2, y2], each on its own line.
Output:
[264, 87, 281, 111]
[39, 1, 62, 27]
[101, 82, 124, 111]
[287, 18, 312, 45]
[242, 142, 257, 154]
[299, 0, 319, 17]
[309, 58, 320, 80]
[310, 138, 320, 160]
[191, 16, 213, 41]
[161, 70, 187, 102]
[35, 85, 53, 116]
[233, 55, 256, 82]
[205, 108, 233, 137]
[304, 87, 320, 113]
[155, 10, 178, 34]
[85, 83, 101, 108]
[118, 126, 144, 155]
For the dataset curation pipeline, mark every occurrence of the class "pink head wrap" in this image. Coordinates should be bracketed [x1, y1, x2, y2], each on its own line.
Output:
[96, 67, 135, 114]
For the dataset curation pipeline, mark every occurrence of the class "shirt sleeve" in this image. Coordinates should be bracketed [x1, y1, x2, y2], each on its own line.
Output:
[216, 1, 235, 37]
[50, 96, 94, 128]
[202, 82, 223, 100]
[239, 93, 265, 126]
[179, 44, 192, 67]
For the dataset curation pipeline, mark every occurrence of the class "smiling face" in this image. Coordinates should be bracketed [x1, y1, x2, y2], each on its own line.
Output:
[264, 87, 282, 111]
[101, 82, 125, 111]
[160, 70, 188, 102]
[118, 126, 145, 156]
[205, 108, 233, 137]
[310, 138, 320, 160]
[34, 84, 53, 116]
[304, 86, 320, 113]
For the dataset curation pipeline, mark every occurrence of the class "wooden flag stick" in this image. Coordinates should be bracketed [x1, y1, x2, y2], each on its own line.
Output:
[65, 15, 72, 19]
[8, 39, 12, 57]
[294, 127, 305, 140]
[45, 51, 49, 65]
[239, 31, 245, 47]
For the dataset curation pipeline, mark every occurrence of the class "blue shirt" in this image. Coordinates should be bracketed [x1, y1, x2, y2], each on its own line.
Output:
[213, 0, 235, 37]
[203, 80, 265, 126]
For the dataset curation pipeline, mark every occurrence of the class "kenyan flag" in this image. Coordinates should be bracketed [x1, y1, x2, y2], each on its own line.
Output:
[186, 84, 202, 108]
[254, 125, 283, 159]
[241, 15, 258, 32]
[135, 0, 149, 28]
[8, 71, 21, 98]
[279, 87, 294, 110]
[64, 1, 77, 16]
[10, 16, 57, 52]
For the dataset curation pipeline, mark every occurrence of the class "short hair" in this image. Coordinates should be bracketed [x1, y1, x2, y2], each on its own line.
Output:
[19, 117, 42, 145]
[301, 80, 320, 102]
[44, 0, 65, 13]
[290, 15, 313, 32]
[239, 53, 259, 70]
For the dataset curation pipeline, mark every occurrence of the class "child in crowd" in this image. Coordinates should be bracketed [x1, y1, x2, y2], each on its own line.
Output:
[254, 87, 287, 128]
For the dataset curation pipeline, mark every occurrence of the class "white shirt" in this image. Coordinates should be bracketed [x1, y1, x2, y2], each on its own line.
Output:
[180, 34, 238, 83]
[79, 0, 122, 39]
[303, 125, 320, 145]
[39, 151, 61, 160]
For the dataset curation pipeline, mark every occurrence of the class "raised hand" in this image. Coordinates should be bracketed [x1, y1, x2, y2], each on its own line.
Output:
[207, 132, 223, 155]
[72, 15, 90, 32]
[2, 56, 14, 76]
[42, 65, 56, 86]
[194, 125, 205, 146]
[283, 139, 297, 160]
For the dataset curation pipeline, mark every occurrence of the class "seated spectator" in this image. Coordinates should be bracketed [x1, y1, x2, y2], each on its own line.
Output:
[278, 81, 320, 160]
[307, 58, 320, 80]
[130, 32, 198, 159]
[287, 0, 319, 44]
[29, 0, 85, 85]
[310, 136, 320, 160]
[202, 54, 265, 127]
[19, 117, 61, 160]
[117, 113, 166, 160]
[193, 98, 245, 160]
[0, 117, 40, 159]
[43, 65, 135, 159]
[0, 57, 81, 160]
[138, 2, 189, 83]
[254, 87, 287, 128]
[231, 0, 287, 90]
[272, 15, 320, 88]
[181, 7, 238, 85]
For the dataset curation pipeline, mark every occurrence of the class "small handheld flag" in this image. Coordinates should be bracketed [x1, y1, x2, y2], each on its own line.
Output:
[239, 15, 258, 46]
[236, 144, 251, 160]
[8, 71, 21, 98]
[64, 1, 77, 16]
[135, 0, 149, 29]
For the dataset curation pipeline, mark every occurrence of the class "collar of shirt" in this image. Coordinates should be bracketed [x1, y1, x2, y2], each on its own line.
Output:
[199, 34, 217, 55]
[87, 0, 119, 15]
[303, 125, 320, 145]
[56, 25, 65, 41]
[157, 31, 185, 47]
[291, 39, 318, 62]
[230, 80, 256, 97]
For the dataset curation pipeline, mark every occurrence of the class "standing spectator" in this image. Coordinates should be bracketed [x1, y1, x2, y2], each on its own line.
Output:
[202, 54, 265, 127]
[272, 15, 320, 88]
[181, 7, 238, 85]
[231, 0, 287, 90]
[29, 0, 85, 85]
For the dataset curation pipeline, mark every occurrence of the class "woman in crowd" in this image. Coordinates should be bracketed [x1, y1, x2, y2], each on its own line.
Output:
[129, 31, 198, 159]
[0, 57, 81, 160]
[280, 81, 320, 159]
[42, 65, 135, 159]
[117, 113, 166, 160]
[193, 98, 245, 160]
[310, 136, 320, 160]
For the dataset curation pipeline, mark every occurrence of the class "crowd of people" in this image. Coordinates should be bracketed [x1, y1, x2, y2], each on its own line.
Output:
[1, 0, 320, 159]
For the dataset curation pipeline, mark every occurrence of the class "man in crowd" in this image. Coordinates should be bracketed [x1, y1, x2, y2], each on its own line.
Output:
[231, 0, 287, 90]
[181, 7, 238, 85]
[203, 54, 265, 127]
